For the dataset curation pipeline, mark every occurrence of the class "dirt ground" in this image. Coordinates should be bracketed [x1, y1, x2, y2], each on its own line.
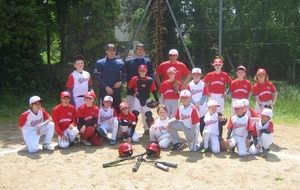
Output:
[0, 119, 300, 190]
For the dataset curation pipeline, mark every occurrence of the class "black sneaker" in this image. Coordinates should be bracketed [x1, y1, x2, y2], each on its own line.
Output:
[230, 147, 235, 154]
[171, 142, 183, 150]
[144, 129, 149, 135]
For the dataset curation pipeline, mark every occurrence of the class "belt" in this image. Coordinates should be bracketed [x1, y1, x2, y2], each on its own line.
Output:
[77, 95, 84, 97]
[234, 134, 244, 137]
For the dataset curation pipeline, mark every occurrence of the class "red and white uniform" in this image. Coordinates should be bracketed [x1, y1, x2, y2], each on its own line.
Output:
[249, 120, 274, 155]
[52, 103, 79, 148]
[186, 80, 209, 117]
[119, 112, 139, 142]
[155, 61, 190, 82]
[227, 114, 252, 156]
[252, 81, 277, 113]
[229, 79, 252, 114]
[203, 71, 232, 112]
[97, 106, 119, 140]
[66, 70, 93, 110]
[202, 112, 221, 153]
[19, 108, 54, 153]
[149, 117, 171, 148]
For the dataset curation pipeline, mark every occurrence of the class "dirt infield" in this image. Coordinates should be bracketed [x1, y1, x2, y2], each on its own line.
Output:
[0, 122, 299, 189]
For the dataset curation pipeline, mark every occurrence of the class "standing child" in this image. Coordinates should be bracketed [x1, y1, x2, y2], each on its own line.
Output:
[76, 91, 101, 146]
[203, 58, 232, 113]
[249, 108, 274, 158]
[186, 68, 209, 136]
[166, 90, 200, 152]
[118, 102, 139, 143]
[66, 55, 93, 110]
[18, 96, 54, 153]
[52, 91, 79, 148]
[229, 66, 252, 115]
[226, 100, 253, 156]
[149, 105, 172, 148]
[199, 100, 227, 154]
[252, 68, 278, 114]
[127, 64, 159, 135]
[159, 67, 182, 118]
[95, 95, 119, 145]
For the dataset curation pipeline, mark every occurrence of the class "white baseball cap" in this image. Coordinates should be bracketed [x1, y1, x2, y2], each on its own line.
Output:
[103, 95, 113, 102]
[192, 68, 202, 74]
[169, 49, 178, 55]
[29, 95, 42, 104]
[241, 99, 249, 107]
[261, 108, 273, 118]
[180, 90, 191, 97]
[233, 100, 244, 108]
[207, 100, 220, 107]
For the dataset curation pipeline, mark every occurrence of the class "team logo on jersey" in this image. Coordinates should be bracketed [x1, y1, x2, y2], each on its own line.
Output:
[190, 89, 203, 95]
[205, 119, 218, 126]
[181, 114, 191, 120]
[232, 122, 247, 129]
[267, 86, 271, 90]
[220, 77, 224, 81]
[78, 77, 89, 84]
[100, 116, 111, 122]
[141, 84, 146, 88]
[68, 112, 72, 116]
[244, 85, 248, 89]
[30, 118, 43, 127]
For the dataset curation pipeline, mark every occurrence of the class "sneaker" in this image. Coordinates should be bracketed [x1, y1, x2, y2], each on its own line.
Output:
[230, 147, 235, 154]
[74, 136, 79, 142]
[171, 142, 183, 150]
[69, 142, 75, 146]
[81, 139, 92, 146]
[262, 150, 268, 158]
[42, 144, 54, 151]
[109, 139, 116, 145]
[122, 137, 127, 142]
[199, 148, 208, 153]
[144, 129, 149, 135]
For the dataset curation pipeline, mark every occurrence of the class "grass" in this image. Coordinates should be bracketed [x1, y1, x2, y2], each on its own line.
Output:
[1, 83, 299, 127]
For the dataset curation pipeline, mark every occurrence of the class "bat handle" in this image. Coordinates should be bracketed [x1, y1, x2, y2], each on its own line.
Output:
[132, 157, 143, 172]
[161, 162, 178, 168]
[155, 163, 169, 172]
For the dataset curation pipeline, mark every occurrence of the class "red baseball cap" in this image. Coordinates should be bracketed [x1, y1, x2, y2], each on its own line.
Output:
[119, 102, 129, 109]
[167, 67, 177, 74]
[256, 68, 267, 75]
[138, 64, 148, 71]
[84, 91, 96, 99]
[60, 91, 71, 99]
[212, 58, 223, 65]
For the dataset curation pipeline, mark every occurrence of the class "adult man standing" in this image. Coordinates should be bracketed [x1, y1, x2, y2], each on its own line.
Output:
[154, 49, 191, 88]
[94, 44, 126, 113]
[125, 43, 154, 110]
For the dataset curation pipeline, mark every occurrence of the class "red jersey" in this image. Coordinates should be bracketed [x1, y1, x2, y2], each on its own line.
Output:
[127, 76, 156, 92]
[76, 104, 99, 128]
[203, 71, 232, 94]
[159, 80, 182, 99]
[52, 103, 77, 136]
[155, 61, 190, 81]
[229, 79, 252, 99]
[252, 81, 277, 101]
[118, 112, 137, 127]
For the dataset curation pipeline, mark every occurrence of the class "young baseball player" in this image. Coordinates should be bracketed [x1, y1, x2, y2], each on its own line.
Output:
[203, 58, 232, 113]
[252, 68, 278, 113]
[52, 91, 79, 148]
[229, 66, 252, 115]
[149, 105, 172, 149]
[166, 90, 200, 152]
[96, 95, 119, 145]
[249, 108, 274, 158]
[186, 68, 209, 136]
[226, 100, 253, 156]
[242, 99, 260, 126]
[199, 100, 227, 154]
[18, 96, 55, 153]
[118, 102, 139, 143]
[159, 67, 182, 118]
[127, 64, 159, 135]
[76, 91, 101, 146]
[66, 55, 93, 110]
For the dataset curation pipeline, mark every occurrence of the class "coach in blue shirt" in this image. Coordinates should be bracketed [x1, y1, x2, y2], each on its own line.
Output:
[94, 44, 126, 113]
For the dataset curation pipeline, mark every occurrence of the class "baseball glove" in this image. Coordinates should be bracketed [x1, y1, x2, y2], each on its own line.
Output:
[146, 101, 159, 109]
[172, 80, 180, 94]
[219, 138, 229, 151]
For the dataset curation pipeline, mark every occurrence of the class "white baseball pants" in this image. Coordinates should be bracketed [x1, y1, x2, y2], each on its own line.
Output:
[58, 127, 79, 149]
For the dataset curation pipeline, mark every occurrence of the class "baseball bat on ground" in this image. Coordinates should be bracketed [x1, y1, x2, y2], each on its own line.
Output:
[144, 159, 178, 168]
[132, 155, 144, 172]
[139, 157, 169, 172]
[102, 152, 146, 168]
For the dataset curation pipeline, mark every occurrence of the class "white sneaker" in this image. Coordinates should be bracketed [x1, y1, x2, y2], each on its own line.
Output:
[42, 144, 54, 151]
[81, 139, 92, 146]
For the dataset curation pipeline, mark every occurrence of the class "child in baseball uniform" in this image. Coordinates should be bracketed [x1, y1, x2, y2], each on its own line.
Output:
[52, 91, 79, 148]
[149, 105, 172, 149]
[76, 91, 101, 146]
[127, 64, 159, 135]
[252, 68, 278, 113]
[249, 108, 274, 158]
[242, 99, 260, 126]
[229, 66, 252, 115]
[166, 90, 200, 152]
[118, 102, 139, 143]
[199, 100, 227, 154]
[159, 67, 182, 118]
[18, 96, 55, 153]
[226, 100, 253, 156]
[186, 68, 209, 136]
[66, 55, 93, 110]
[96, 95, 119, 145]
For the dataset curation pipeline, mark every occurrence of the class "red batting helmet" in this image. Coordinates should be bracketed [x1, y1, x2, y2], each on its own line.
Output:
[60, 91, 71, 99]
[118, 143, 133, 158]
[146, 142, 161, 157]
